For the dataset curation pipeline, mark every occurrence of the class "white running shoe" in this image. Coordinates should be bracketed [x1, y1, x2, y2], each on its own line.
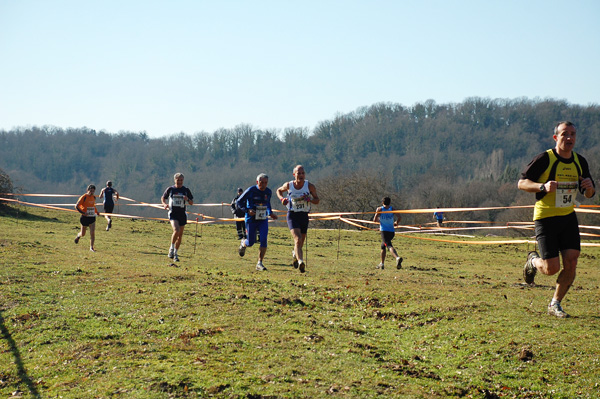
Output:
[547, 302, 569, 318]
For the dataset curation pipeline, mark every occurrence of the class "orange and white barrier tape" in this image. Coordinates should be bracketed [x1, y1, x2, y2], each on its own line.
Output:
[4, 193, 600, 246]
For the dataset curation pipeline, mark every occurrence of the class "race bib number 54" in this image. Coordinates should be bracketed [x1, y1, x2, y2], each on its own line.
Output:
[555, 182, 578, 208]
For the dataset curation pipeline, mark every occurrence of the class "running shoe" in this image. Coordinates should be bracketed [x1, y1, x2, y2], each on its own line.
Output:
[74, 236, 80, 244]
[239, 241, 246, 257]
[523, 251, 539, 285]
[299, 260, 306, 273]
[90, 248, 96, 252]
[396, 257, 403, 270]
[376, 263, 384, 270]
[168, 248, 174, 259]
[547, 302, 569, 318]
[292, 250, 299, 269]
[256, 261, 266, 271]
[173, 254, 179, 262]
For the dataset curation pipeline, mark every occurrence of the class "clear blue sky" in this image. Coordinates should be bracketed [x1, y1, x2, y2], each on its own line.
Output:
[1, 0, 598, 138]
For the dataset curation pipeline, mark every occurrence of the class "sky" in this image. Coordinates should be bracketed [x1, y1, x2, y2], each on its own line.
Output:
[1, 0, 599, 138]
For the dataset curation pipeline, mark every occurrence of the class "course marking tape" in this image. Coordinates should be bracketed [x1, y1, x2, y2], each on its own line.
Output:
[4, 194, 600, 245]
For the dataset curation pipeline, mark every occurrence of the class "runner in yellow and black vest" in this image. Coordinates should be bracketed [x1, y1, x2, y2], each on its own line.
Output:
[518, 121, 595, 318]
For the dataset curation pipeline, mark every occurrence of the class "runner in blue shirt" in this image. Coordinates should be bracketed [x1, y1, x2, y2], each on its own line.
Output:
[373, 197, 403, 270]
[433, 208, 444, 228]
[236, 173, 278, 271]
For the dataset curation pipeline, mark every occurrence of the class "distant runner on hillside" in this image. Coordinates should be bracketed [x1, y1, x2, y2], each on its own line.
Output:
[433, 207, 444, 228]
[373, 196, 403, 270]
[236, 173, 278, 271]
[99, 180, 119, 231]
[276, 165, 319, 274]
[161, 173, 194, 262]
[519, 121, 595, 318]
[75, 184, 99, 252]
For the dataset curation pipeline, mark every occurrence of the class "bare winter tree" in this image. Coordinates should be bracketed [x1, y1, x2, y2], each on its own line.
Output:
[315, 170, 402, 229]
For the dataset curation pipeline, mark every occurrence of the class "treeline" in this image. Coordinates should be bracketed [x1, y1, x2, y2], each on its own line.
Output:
[1, 97, 599, 225]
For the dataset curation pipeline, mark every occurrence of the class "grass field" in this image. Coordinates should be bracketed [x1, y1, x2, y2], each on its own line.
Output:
[1, 205, 599, 398]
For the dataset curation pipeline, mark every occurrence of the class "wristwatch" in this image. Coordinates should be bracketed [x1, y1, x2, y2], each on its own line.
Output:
[539, 184, 546, 193]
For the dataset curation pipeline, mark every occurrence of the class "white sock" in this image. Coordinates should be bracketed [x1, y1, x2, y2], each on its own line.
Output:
[550, 299, 560, 306]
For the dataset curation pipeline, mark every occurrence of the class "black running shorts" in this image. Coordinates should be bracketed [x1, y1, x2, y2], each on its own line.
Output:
[169, 211, 187, 226]
[286, 211, 309, 234]
[80, 215, 96, 227]
[380, 231, 395, 249]
[534, 212, 580, 259]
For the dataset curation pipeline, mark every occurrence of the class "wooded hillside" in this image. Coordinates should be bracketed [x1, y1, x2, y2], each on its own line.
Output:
[2, 97, 599, 224]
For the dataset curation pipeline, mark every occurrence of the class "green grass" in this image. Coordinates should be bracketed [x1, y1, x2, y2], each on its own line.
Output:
[1, 205, 599, 398]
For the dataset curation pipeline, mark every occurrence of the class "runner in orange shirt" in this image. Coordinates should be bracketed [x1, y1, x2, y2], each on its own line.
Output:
[75, 184, 99, 252]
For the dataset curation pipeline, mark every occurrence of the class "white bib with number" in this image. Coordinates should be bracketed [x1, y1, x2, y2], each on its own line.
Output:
[255, 205, 267, 220]
[555, 182, 578, 208]
[170, 194, 185, 209]
[290, 195, 309, 211]
[287, 180, 311, 213]
[86, 208, 96, 217]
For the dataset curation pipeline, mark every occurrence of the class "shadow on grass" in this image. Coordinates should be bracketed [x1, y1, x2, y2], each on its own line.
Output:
[0, 312, 41, 398]
[139, 250, 168, 256]
[0, 204, 63, 223]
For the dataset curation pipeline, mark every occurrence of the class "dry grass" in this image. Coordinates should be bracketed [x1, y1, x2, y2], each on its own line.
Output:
[1, 205, 600, 398]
